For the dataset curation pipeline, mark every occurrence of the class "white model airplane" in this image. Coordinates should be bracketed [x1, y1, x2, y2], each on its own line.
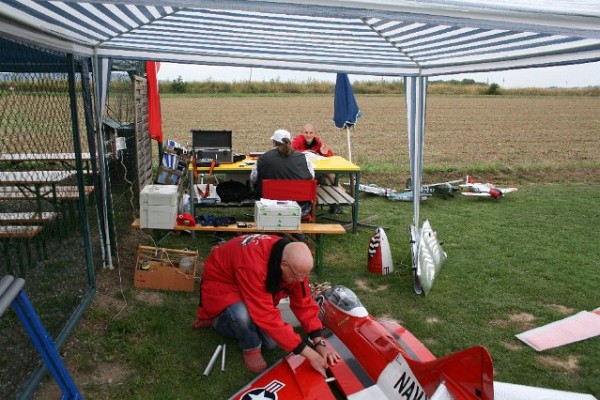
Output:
[358, 184, 429, 201]
[460, 175, 518, 199]
[405, 177, 462, 199]
[358, 178, 461, 202]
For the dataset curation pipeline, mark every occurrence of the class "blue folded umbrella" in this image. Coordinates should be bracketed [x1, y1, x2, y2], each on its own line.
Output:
[333, 73, 362, 129]
[333, 73, 362, 162]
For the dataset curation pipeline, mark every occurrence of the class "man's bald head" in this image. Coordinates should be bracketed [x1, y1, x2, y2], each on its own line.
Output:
[282, 242, 314, 276]
[303, 123, 316, 133]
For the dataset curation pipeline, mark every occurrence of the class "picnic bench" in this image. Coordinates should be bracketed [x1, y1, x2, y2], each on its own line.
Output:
[0, 225, 46, 276]
[0, 185, 94, 200]
[131, 218, 345, 275]
[0, 212, 59, 224]
[0, 152, 93, 176]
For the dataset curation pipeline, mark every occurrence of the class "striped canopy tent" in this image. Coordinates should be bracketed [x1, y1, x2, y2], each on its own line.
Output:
[1, 0, 599, 269]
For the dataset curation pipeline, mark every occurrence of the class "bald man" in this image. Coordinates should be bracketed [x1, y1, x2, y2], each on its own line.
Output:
[292, 123, 333, 157]
[193, 235, 339, 374]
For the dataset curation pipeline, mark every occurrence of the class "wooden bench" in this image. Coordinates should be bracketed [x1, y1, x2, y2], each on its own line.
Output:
[0, 225, 43, 238]
[0, 225, 45, 276]
[317, 184, 355, 206]
[0, 212, 59, 224]
[131, 218, 345, 275]
[0, 185, 95, 200]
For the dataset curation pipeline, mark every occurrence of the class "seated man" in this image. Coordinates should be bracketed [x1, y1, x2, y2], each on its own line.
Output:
[292, 123, 333, 157]
[293, 122, 335, 185]
[251, 129, 315, 217]
[193, 235, 339, 374]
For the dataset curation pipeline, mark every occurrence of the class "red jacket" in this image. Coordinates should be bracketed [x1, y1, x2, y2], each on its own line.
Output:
[292, 135, 334, 157]
[196, 234, 323, 352]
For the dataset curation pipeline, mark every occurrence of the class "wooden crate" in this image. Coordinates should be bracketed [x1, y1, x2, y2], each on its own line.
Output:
[134, 246, 198, 292]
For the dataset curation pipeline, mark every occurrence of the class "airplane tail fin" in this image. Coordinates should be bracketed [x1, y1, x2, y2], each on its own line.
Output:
[466, 175, 473, 184]
[406, 345, 494, 400]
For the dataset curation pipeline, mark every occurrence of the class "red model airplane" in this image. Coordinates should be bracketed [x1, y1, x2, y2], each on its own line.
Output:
[230, 285, 494, 400]
[230, 286, 597, 400]
[460, 175, 518, 199]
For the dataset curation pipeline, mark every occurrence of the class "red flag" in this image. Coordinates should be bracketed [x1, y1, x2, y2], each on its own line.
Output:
[146, 61, 163, 143]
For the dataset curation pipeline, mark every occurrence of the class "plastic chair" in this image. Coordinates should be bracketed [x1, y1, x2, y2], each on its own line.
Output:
[262, 179, 318, 222]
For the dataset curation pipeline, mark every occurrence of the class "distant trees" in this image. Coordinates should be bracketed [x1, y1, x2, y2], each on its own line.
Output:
[170, 75, 187, 93]
[486, 83, 501, 95]
[157, 78, 599, 96]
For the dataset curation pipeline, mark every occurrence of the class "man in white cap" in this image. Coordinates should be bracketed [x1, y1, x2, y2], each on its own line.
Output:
[251, 129, 314, 201]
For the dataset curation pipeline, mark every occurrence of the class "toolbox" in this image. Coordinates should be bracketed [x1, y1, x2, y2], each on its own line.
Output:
[192, 129, 233, 163]
[254, 199, 301, 230]
[134, 246, 198, 292]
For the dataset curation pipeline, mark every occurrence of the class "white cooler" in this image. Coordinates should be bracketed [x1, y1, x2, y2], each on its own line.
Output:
[254, 199, 301, 230]
[140, 184, 180, 229]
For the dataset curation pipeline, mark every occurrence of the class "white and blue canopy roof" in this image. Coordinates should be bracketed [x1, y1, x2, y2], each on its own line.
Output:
[1, 0, 599, 77]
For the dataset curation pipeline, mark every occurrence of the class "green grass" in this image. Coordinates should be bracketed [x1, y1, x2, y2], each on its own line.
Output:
[71, 182, 600, 399]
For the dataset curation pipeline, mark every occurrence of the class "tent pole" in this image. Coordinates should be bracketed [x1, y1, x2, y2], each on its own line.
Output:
[92, 54, 114, 269]
[404, 76, 428, 228]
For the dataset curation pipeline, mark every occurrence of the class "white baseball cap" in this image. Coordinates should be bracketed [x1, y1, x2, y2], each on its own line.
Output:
[270, 129, 291, 143]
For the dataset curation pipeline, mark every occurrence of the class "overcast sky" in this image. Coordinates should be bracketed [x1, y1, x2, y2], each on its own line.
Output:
[158, 62, 600, 89]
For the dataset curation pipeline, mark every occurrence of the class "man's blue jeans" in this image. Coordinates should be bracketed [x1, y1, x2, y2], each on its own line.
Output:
[214, 301, 277, 351]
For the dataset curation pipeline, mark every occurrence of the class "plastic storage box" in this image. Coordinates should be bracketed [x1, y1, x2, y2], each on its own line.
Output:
[139, 184, 180, 229]
[254, 199, 301, 230]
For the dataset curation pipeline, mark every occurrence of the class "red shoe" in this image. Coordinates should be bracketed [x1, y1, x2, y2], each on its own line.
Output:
[192, 318, 214, 329]
[243, 348, 267, 373]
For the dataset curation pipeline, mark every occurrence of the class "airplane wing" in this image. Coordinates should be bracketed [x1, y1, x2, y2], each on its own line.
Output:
[422, 179, 462, 188]
[228, 353, 336, 400]
[389, 191, 430, 202]
[461, 192, 493, 197]
[493, 381, 597, 400]
[461, 187, 518, 198]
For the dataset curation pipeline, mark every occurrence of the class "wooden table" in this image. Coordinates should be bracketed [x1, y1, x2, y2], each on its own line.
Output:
[131, 218, 346, 275]
[195, 155, 361, 233]
[0, 170, 77, 211]
[0, 153, 92, 172]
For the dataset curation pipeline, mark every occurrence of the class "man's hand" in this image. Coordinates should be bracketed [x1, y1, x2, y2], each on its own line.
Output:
[320, 143, 330, 155]
[311, 337, 340, 366]
[300, 346, 328, 377]
[315, 341, 340, 366]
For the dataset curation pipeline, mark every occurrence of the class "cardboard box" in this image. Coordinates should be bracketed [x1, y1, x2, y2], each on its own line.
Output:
[254, 199, 301, 230]
[139, 184, 180, 229]
[134, 246, 198, 292]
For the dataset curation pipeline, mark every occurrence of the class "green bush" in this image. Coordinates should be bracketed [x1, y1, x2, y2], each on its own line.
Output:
[486, 82, 501, 95]
[171, 75, 187, 93]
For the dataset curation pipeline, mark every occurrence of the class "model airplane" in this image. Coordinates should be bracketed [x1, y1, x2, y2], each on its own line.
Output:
[230, 285, 597, 400]
[230, 284, 494, 400]
[460, 175, 518, 199]
[358, 178, 461, 202]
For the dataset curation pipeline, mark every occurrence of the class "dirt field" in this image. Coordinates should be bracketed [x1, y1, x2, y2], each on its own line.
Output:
[160, 95, 600, 184]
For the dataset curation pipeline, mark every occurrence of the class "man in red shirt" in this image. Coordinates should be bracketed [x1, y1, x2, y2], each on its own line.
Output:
[193, 234, 339, 375]
[292, 123, 333, 157]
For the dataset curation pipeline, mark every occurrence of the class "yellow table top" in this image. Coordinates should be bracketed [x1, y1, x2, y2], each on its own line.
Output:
[196, 155, 359, 173]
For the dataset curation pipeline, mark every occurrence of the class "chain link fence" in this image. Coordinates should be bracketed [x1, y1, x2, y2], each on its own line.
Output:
[0, 37, 101, 399]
